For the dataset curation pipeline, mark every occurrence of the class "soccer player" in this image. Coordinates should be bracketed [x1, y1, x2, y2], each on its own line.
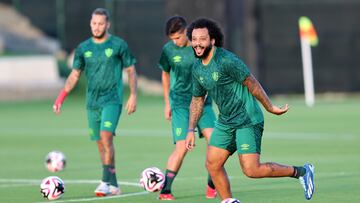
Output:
[158, 16, 217, 200]
[53, 8, 137, 197]
[185, 18, 315, 201]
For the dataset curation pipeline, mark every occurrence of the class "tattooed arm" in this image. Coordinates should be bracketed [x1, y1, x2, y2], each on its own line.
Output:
[243, 74, 288, 115]
[186, 96, 205, 150]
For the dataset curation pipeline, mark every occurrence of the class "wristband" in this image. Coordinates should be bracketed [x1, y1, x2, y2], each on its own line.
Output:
[187, 129, 197, 133]
[54, 89, 68, 106]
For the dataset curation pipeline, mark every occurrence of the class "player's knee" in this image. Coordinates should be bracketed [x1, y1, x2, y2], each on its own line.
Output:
[205, 158, 221, 171]
[242, 165, 260, 178]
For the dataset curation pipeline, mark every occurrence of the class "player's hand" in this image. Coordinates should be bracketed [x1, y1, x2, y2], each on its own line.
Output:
[164, 104, 171, 121]
[53, 103, 62, 114]
[185, 132, 196, 151]
[126, 94, 137, 115]
[268, 104, 289, 115]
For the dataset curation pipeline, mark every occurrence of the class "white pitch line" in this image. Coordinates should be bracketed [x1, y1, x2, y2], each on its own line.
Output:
[34, 191, 149, 203]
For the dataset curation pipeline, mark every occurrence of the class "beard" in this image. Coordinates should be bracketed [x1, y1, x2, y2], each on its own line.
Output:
[193, 44, 213, 59]
[92, 30, 107, 39]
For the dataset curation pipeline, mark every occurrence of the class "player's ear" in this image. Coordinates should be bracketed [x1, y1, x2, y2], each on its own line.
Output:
[211, 38, 215, 46]
[107, 22, 111, 30]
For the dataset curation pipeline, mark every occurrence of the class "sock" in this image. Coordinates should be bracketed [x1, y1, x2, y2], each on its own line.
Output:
[102, 165, 111, 183]
[160, 169, 177, 194]
[109, 166, 118, 187]
[292, 166, 306, 178]
[207, 174, 215, 189]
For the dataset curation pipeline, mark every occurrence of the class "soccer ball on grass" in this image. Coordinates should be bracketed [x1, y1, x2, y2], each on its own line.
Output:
[45, 151, 66, 172]
[40, 176, 65, 200]
[139, 167, 165, 192]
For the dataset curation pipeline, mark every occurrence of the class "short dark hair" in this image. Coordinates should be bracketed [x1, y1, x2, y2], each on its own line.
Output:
[165, 15, 187, 36]
[187, 18, 224, 47]
[92, 8, 110, 21]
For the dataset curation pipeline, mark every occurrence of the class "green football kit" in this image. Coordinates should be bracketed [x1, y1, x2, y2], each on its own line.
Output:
[159, 42, 215, 143]
[192, 47, 264, 154]
[73, 35, 136, 140]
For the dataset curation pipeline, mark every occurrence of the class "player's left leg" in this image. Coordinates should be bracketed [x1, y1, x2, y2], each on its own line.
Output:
[236, 122, 314, 199]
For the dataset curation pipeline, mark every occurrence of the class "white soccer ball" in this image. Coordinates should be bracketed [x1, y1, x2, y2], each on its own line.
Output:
[221, 198, 241, 203]
[40, 176, 65, 200]
[45, 151, 66, 172]
[139, 167, 165, 192]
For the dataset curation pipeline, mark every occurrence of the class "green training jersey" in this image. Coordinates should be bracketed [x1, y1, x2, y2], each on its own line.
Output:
[73, 35, 136, 109]
[158, 41, 211, 108]
[192, 47, 264, 128]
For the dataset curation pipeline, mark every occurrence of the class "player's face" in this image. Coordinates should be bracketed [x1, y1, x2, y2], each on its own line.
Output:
[191, 28, 214, 59]
[169, 29, 188, 47]
[90, 14, 109, 39]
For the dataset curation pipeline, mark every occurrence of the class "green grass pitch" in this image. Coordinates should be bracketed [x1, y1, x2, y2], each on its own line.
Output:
[0, 93, 359, 203]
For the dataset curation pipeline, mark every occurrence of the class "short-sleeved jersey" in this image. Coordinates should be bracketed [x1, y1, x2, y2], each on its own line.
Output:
[192, 47, 264, 128]
[73, 35, 136, 109]
[158, 41, 211, 108]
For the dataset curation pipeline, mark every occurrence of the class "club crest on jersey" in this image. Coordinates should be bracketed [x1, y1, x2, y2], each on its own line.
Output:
[212, 72, 219, 81]
[199, 76, 204, 83]
[84, 51, 92, 58]
[105, 48, 113, 57]
[173, 55, 182, 63]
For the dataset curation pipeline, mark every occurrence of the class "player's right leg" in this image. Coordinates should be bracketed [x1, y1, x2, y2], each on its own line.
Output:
[206, 122, 236, 200]
[198, 104, 217, 198]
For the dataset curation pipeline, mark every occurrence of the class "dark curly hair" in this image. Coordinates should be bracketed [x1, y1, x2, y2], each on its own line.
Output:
[186, 18, 224, 47]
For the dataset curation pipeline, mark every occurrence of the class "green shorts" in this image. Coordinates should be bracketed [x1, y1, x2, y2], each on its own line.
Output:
[209, 122, 264, 154]
[171, 105, 216, 143]
[87, 104, 122, 141]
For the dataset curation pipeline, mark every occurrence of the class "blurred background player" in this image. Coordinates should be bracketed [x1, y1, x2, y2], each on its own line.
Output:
[53, 8, 137, 197]
[157, 15, 217, 200]
[185, 18, 315, 201]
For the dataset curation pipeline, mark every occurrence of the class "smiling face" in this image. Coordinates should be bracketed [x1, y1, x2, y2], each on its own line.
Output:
[191, 28, 214, 59]
[90, 14, 109, 39]
[169, 29, 188, 47]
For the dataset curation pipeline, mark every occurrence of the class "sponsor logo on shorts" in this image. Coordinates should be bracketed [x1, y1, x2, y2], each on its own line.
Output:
[175, 128, 182, 136]
[240, 144, 250, 151]
[173, 55, 182, 63]
[105, 48, 113, 58]
[104, 121, 113, 128]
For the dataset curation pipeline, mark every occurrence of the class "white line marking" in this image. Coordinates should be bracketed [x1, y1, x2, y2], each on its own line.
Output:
[34, 191, 149, 203]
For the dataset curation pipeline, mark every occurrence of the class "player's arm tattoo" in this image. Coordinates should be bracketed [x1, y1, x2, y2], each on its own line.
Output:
[126, 65, 138, 96]
[243, 74, 273, 112]
[189, 96, 205, 130]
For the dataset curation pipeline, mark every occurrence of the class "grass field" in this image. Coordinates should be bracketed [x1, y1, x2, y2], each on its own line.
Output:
[0, 92, 359, 203]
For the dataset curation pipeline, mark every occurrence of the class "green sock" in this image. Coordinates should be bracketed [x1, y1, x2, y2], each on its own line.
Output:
[109, 166, 118, 187]
[102, 165, 111, 183]
[160, 169, 177, 194]
[292, 166, 306, 178]
[207, 174, 215, 189]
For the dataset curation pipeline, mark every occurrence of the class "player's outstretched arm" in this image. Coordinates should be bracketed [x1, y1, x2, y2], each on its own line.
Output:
[186, 96, 205, 150]
[161, 71, 171, 120]
[125, 65, 137, 115]
[53, 69, 82, 114]
[243, 74, 289, 115]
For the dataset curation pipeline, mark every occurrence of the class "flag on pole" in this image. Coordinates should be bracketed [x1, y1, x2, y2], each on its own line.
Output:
[299, 16, 318, 107]
[299, 16, 318, 47]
